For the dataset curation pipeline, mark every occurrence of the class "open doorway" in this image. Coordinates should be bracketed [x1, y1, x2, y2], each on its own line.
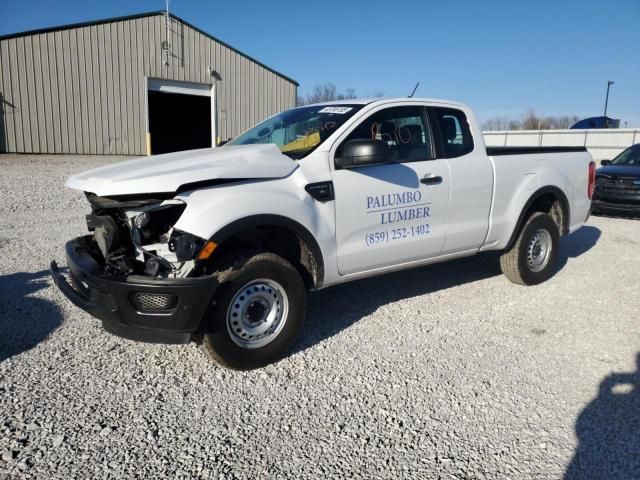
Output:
[147, 79, 214, 155]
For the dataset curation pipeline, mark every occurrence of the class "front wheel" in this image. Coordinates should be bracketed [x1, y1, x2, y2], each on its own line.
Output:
[500, 212, 560, 286]
[201, 252, 307, 370]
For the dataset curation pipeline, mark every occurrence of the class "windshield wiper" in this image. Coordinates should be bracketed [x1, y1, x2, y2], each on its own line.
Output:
[283, 149, 314, 160]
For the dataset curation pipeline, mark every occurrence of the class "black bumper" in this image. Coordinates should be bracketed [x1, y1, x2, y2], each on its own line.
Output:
[592, 199, 640, 215]
[50, 236, 218, 344]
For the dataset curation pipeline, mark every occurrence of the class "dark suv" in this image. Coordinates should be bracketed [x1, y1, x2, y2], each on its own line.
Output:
[592, 144, 640, 215]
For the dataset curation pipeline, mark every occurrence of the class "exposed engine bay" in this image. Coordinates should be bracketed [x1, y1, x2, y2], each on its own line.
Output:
[84, 192, 206, 278]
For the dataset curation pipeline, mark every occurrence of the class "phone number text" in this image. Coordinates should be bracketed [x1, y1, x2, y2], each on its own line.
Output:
[365, 224, 431, 246]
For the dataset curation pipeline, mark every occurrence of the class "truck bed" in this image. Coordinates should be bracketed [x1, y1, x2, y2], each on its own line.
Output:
[481, 147, 593, 252]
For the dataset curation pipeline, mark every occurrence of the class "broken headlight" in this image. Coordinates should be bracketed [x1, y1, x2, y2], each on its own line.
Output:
[124, 201, 208, 277]
[168, 230, 202, 262]
[127, 201, 186, 245]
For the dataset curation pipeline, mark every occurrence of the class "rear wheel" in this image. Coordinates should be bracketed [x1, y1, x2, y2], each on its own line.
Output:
[500, 212, 560, 286]
[201, 252, 306, 369]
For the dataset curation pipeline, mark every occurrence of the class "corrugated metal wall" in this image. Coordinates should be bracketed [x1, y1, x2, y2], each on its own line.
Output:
[0, 13, 297, 155]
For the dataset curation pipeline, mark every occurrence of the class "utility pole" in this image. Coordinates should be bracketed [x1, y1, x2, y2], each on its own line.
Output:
[603, 80, 614, 128]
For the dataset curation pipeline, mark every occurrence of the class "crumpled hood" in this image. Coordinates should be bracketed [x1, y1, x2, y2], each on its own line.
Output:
[65, 144, 297, 196]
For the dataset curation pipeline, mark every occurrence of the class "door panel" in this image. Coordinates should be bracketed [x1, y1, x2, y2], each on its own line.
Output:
[429, 107, 492, 254]
[333, 103, 451, 275]
[442, 150, 493, 253]
[331, 105, 452, 275]
[332, 160, 450, 275]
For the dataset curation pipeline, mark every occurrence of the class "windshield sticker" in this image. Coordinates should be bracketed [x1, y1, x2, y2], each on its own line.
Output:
[318, 106, 353, 114]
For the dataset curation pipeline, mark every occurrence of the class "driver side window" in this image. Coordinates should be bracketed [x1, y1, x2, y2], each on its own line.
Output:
[337, 106, 434, 163]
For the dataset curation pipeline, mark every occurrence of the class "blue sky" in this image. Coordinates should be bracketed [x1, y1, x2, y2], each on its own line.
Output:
[1, 0, 639, 126]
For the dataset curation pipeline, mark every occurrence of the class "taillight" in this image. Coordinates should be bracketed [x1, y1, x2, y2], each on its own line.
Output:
[588, 161, 596, 200]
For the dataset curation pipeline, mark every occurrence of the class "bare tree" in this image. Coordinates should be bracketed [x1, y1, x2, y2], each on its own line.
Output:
[481, 116, 511, 131]
[339, 88, 357, 100]
[305, 83, 337, 104]
[548, 115, 580, 129]
[297, 83, 364, 106]
[521, 109, 545, 130]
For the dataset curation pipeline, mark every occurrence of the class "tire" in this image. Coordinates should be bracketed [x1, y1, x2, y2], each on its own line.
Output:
[500, 212, 560, 286]
[201, 252, 307, 370]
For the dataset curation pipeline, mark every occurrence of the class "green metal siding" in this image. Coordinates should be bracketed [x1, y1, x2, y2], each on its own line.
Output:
[0, 13, 297, 154]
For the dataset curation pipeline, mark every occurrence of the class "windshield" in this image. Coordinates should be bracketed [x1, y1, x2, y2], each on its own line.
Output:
[611, 145, 640, 166]
[227, 104, 364, 159]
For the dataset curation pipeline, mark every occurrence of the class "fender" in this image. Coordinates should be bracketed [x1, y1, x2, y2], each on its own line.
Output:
[209, 214, 325, 287]
[505, 186, 570, 250]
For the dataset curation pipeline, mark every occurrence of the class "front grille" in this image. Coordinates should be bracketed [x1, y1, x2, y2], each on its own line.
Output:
[595, 175, 640, 203]
[594, 195, 640, 205]
[131, 292, 178, 312]
[596, 187, 640, 196]
[596, 176, 640, 189]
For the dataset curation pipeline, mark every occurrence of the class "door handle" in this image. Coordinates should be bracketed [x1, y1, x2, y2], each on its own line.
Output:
[420, 174, 443, 185]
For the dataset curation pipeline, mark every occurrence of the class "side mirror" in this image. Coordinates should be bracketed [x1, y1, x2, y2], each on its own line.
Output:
[335, 139, 391, 169]
[600, 159, 612, 166]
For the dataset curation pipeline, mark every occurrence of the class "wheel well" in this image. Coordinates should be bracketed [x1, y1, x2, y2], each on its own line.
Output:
[507, 188, 570, 250]
[208, 224, 323, 289]
[526, 192, 567, 233]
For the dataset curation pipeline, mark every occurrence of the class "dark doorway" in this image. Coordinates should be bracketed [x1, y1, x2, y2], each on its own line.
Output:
[148, 90, 211, 154]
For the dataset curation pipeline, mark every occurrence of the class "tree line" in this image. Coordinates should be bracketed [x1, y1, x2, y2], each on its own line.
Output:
[297, 82, 383, 106]
[482, 110, 581, 131]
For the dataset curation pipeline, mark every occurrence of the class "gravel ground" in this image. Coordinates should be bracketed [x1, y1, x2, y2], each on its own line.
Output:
[1, 154, 639, 480]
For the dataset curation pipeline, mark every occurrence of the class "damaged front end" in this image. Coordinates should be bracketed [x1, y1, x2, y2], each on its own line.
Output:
[85, 192, 210, 279]
[50, 192, 218, 344]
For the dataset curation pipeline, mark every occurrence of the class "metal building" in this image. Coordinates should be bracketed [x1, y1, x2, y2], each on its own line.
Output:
[0, 11, 298, 155]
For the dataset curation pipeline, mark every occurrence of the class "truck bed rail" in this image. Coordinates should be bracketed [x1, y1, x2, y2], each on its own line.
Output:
[487, 146, 587, 156]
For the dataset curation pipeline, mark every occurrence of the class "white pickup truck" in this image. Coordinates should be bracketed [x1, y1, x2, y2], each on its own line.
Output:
[51, 98, 595, 369]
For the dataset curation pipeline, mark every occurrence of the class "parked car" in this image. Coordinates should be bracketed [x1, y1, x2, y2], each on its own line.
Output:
[592, 144, 640, 215]
[51, 98, 594, 369]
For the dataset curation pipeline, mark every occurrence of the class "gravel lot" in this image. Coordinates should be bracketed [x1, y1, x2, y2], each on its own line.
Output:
[1, 154, 639, 480]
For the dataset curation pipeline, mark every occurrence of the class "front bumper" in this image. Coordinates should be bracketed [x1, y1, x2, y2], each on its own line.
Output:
[50, 236, 218, 344]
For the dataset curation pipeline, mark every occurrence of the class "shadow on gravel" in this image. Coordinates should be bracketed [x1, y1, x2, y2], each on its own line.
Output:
[0, 270, 62, 362]
[557, 225, 601, 270]
[565, 353, 640, 479]
[297, 251, 503, 354]
[297, 224, 601, 355]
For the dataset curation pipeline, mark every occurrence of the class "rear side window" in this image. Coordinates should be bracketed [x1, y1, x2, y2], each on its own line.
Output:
[432, 107, 474, 158]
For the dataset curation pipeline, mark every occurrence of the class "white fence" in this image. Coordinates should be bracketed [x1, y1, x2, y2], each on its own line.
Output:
[483, 128, 640, 162]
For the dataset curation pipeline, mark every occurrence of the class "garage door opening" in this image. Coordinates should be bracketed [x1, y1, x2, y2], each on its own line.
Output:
[147, 79, 215, 155]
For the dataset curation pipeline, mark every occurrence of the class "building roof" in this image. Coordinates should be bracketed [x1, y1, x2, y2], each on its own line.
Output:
[0, 11, 299, 86]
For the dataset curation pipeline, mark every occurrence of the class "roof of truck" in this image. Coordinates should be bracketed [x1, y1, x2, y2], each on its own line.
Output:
[305, 97, 467, 108]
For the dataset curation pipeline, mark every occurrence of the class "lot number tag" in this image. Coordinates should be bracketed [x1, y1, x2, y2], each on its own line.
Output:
[318, 107, 353, 114]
